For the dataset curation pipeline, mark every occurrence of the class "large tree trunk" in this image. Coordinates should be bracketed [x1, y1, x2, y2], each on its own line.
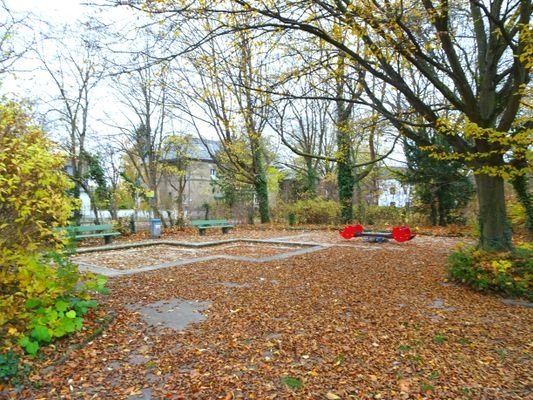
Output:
[254, 172, 270, 224]
[252, 140, 270, 223]
[71, 183, 82, 225]
[338, 158, 354, 224]
[475, 174, 513, 251]
[304, 157, 317, 196]
[337, 125, 354, 223]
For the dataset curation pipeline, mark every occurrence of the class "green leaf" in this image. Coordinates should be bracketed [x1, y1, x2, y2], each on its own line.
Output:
[74, 318, 83, 330]
[98, 287, 110, 295]
[25, 341, 39, 355]
[66, 310, 76, 319]
[433, 335, 447, 345]
[55, 300, 69, 312]
[31, 326, 51, 343]
[18, 336, 30, 347]
[25, 298, 42, 309]
[281, 376, 303, 390]
[61, 318, 76, 333]
[47, 309, 59, 322]
[399, 345, 412, 352]
[53, 326, 66, 338]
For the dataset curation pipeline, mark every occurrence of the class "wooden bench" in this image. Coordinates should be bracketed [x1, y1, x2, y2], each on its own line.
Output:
[57, 224, 121, 244]
[191, 220, 234, 236]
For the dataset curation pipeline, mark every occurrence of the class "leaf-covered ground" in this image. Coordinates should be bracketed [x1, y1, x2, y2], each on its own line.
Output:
[9, 229, 533, 399]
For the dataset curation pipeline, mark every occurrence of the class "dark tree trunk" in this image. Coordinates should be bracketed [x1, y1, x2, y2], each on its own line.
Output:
[252, 141, 270, 223]
[71, 183, 82, 225]
[338, 157, 354, 224]
[475, 174, 513, 251]
[254, 173, 270, 224]
[89, 194, 100, 224]
[430, 197, 438, 226]
[304, 157, 317, 196]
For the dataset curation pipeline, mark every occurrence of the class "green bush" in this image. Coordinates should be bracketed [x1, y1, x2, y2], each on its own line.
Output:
[447, 245, 532, 301]
[0, 351, 20, 383]
[281, 198, 340, 225]
[365, 205, 405, 226]
[4, 252, 108, 357]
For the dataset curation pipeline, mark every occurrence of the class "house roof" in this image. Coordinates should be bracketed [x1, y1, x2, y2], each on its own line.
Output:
[164, 137, 220, 162]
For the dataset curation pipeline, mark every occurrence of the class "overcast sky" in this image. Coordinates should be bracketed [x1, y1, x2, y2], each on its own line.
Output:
[0, 1, 402, 164]
[1, 0, 165, 146]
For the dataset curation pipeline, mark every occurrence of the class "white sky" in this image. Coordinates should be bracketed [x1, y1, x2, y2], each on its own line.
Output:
[5, 0, 92, 22]
[1, 0, 403, 166]
[1, 0, 166, 147]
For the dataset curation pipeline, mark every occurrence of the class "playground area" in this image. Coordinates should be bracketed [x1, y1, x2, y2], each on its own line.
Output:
[7, 227, 530, 400]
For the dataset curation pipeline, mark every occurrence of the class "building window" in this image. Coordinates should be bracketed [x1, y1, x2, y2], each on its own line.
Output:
[390, 201, 396, 207]
[210, 169, 216, 178]
[389, 186, 396, 195]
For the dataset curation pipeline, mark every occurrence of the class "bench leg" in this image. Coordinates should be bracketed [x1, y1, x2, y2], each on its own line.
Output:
[104, 236, 112, 245]
[222, 227, 228, 234]
[198, 228, 205, 236]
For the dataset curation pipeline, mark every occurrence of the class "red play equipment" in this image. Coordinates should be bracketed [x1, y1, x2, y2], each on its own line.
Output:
[339, 223, 416, 242]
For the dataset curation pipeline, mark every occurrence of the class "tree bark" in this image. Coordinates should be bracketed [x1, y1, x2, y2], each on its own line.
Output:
[475, 174, 513, 251]
[337, 157, 354, 224]
[304, 157, 317, 196]
[254, 172, 270, 224]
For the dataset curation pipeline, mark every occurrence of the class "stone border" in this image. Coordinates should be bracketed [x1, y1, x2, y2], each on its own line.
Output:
[75, 238, 329, 277]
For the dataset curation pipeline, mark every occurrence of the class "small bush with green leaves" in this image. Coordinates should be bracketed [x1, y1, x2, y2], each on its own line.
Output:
[0, 351, 20, 383]
[447, 245, 532, 301]
[3, 252, 108, 358]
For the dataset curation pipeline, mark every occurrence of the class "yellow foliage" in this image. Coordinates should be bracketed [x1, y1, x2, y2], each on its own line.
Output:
[0, 102, 75, 258]
[491, 259, 513, 274]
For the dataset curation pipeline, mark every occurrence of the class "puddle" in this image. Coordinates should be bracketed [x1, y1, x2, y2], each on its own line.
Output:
[127, 298, 211, 331]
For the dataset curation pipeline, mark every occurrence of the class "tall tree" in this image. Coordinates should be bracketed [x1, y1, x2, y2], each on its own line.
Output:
[0, 0, 30, 77]
[173, 24, 274, 223]
[142, 0, 532, 250]
[160, 134, 194, 222]
[37, 28, 106, 224]
[272, 92, 335, 197]
[110, 55, 173, 226]
[399, 134, 474, 226]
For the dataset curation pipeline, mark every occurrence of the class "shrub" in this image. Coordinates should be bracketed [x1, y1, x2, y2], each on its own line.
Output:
[280, 198, 340, 225]
[0, 351, 20, 383]
[0, 102, 107, 381]
[365, 205, 405, 226]
[113, 217, 133, 236]
[447, 245, 532, 301]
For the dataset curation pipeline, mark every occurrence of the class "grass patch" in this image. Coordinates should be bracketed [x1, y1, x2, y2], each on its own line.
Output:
[281, 376, 303, 390]
[447, 244, 532, 301]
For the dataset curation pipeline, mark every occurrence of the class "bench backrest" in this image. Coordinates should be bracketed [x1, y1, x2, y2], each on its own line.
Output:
[64, 224, 115, 233]
[191, 219, 229, 226]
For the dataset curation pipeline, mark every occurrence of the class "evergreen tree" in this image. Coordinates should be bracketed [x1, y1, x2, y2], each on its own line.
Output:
[399, 135, 474, 226]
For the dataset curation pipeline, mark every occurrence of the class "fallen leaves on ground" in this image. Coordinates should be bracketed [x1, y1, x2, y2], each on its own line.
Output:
[6, 229, 532, 399]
